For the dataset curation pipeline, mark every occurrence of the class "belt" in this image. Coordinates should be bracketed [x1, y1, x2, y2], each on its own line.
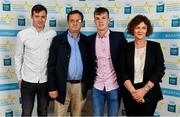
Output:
[67, 80, 81, 84]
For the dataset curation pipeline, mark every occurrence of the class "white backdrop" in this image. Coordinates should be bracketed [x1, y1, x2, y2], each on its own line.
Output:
[0, 0, 179, 116]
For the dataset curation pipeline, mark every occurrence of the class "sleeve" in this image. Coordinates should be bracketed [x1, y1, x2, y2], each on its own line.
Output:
[118, 32, 128, 85]
[14, 32, 24, 81]
[85, 36, 94, 90]
[121, 32, 128, 45]
[47, 36, 58, 92]
[119, 43, 129, 85]
[149, 43, 165, 84]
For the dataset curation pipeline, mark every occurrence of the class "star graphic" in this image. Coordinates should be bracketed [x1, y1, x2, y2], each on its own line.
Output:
[161, 46, 166, 50]
[54, 3, 63, 12]
[23, 0, 32, 11]
[6, 40, 14, 46]
[145, 1, 153, 13]
[0, 41, 14, 51]
[159, 15, 167, 27]
[114, 3, 121, 13]
[6, 68, 15, 79]
[176, 58, 180, 63]
[83, 3, 91, 13]
[7, 95, 16, 103]
[5, 41, 14, 50]
[158, 101, 164, 109]
[127, 16, 131, 22]
[4, 14, 14, 23]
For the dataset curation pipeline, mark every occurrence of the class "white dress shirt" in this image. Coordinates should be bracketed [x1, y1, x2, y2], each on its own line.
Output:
[14, 26, 56, 83]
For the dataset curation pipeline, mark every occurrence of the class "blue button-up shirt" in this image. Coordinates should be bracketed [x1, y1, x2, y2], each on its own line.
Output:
[67, 31, 83, 80]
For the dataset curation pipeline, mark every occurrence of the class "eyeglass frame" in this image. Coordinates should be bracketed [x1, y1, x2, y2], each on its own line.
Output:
[69, 19, 82, 24]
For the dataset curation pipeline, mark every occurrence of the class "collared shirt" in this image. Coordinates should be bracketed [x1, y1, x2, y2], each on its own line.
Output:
[94, 30, 119, 91]
[67, 31, 83, 81]
[14, 26, 56, 83]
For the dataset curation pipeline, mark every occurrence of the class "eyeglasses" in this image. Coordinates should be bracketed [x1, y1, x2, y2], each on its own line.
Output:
[69, 19, 82, 24]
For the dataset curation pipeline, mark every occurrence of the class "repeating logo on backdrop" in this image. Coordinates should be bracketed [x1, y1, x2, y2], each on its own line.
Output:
[18, 16, 26, 26]
[5, 110, 13, 117]
[2, 0, 11, 11]
[95, 4, 101, 9]
[170, 44, 179, 56]
[169, 74, 177, 85]
[49, 17, 56, 27]
[0, 95, 17, 116]
[109, 18, 114, 28]
[168, 101, 176, 113]
[3, 55, 11, 66]
[124, 4, 131, 14]
[156, 1, 165, 13]
[66, 4, 73, 14]
[171, 16, 180, 27]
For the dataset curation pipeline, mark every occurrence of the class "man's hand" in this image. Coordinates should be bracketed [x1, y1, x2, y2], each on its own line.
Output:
[49, 91, 58, 99]
[81, 83, 87, 100]
[18, 80, 22, 89]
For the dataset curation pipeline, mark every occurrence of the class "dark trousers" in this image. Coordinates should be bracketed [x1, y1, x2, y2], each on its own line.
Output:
[21, 80, 49, 116]
[123, 97, 158, 116]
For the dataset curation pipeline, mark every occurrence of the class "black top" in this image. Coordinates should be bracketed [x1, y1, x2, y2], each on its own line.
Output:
[121, 40, 165, 101]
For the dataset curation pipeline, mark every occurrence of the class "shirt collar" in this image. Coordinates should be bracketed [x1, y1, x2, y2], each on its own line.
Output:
[68, 31, 80, 41]
[31, 26, 48, 33]
[97, 29, 110, 38]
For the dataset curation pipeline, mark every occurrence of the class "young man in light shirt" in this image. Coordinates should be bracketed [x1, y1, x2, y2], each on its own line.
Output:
[14, 4, 56, 116]
[87, 7, 127, 116]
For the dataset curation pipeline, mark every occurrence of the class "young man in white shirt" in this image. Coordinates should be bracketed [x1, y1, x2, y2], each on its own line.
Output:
[14, 4, 56, 116]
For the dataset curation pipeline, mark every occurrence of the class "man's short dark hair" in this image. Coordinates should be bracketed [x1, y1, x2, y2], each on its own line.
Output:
[67, 10, 84, 21]
[31, 4, 47, 16]
[94, 7, 109, 16]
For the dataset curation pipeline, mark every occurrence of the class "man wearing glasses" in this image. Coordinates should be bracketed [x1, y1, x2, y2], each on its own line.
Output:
[47, 10, 90, 116]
